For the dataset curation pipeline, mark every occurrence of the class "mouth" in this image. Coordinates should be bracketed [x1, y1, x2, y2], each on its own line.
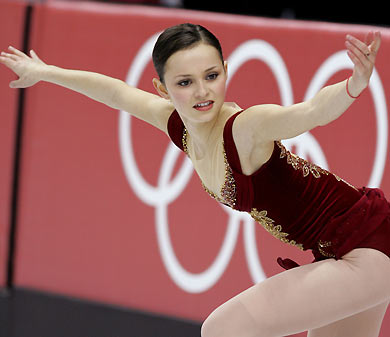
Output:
[193, 100, 214, 111]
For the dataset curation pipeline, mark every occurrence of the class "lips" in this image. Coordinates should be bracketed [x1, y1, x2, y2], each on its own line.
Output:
[193, 100, 214, 111]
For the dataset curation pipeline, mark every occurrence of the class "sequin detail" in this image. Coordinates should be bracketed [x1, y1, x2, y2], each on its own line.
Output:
[276, 141, 358, 191]
[318, 240, 336, 258]
[250, 209, 304, 250]
[277, 141, 329, 178]
[182, 128, 236, 208]
[333, 174, 358, 191]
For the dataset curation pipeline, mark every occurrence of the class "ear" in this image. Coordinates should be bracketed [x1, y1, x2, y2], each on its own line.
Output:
[223, 60, 228, 76]
[152, 78, 170, 100]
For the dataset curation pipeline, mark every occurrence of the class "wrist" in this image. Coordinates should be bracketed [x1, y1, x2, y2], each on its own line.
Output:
[346, 77, 366, 99]
[39, 64, 56, 82]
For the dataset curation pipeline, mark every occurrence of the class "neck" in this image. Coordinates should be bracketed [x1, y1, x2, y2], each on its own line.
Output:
[182, 115, 220, 160]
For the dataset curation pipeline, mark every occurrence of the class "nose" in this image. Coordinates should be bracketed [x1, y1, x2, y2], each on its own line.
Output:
[195, 80, 209, 99]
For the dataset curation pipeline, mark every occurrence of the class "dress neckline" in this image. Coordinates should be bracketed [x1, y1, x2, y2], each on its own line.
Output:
[180, 109, 279, 208]
[182, 127, 236, 208]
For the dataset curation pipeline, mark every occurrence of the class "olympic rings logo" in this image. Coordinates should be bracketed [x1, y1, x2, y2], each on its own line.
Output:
[119, 32, 388, 293]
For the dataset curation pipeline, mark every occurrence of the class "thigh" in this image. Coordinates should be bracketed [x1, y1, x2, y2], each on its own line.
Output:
[308, 300, 390, 337]
[202, 248, 390, 337]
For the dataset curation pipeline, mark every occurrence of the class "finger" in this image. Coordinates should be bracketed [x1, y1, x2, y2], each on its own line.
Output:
[345, 40, 370, 66]
[8, 45, 27, 58]
[9, 79, 23, 89]
[0, 55, 9, 66]
[346, 34, 370, 56]
[347, 49, 364, 71]
[0, 54, 17, 68]
[364, 31, 374, 46]
[1, 51, 19, 61]
[30, 49, 42, 62]
[368, 31, 381, 54]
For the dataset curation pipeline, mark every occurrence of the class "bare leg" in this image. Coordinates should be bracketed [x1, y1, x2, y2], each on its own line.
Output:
[201, 248, 390, 337]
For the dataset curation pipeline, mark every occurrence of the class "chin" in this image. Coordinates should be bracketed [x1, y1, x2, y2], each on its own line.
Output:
[193, 105, 221, 123]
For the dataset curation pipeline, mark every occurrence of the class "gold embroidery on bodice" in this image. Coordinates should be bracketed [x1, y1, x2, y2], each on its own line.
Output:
[277, 141, 358, 191]
[250, 209, 305, 250]
[318, 240, 336, 258]
[182, 133, 355, 254]
[276, 141, 329, 178]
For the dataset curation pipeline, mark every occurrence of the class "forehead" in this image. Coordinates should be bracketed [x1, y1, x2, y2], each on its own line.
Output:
[164, 43, 222, 76]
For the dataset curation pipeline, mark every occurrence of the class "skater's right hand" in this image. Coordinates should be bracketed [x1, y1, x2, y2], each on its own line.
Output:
[0, 46, 47, 88]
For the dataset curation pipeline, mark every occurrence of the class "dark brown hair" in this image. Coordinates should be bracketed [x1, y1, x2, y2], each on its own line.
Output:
[152, 23, 224, 82]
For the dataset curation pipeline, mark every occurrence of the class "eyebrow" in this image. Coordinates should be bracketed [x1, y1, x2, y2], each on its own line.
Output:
[174, 65, 219, 79]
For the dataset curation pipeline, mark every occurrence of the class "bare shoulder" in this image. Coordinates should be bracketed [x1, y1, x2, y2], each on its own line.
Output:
[233, 100, 316, 142]
[224, 101, 242, 110]
[230, 104, 276, 175]
[231, 104, 276, 145]
[145, 95, 176, 134]
[236, 104, 280, 120]
[233, 103, 279, 128]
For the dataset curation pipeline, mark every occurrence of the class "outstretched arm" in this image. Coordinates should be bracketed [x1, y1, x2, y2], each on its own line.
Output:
[234, 31, 381, 142]
[0, 47, 174, 132]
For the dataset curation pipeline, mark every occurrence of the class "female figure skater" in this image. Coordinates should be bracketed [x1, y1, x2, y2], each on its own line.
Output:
[1, 23, 389, 337]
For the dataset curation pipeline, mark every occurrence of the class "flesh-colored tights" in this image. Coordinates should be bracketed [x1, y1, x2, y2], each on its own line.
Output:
[201, 248, 390, 337]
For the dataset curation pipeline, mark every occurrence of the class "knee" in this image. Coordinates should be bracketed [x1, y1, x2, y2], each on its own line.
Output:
[202, 302, 246, 337]
[200, 300, 264, 337]
[201, 310, 220, 337]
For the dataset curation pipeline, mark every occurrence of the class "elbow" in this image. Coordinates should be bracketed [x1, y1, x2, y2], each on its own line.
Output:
[306, 99, 326, 127]
[107, 79, 126, 109]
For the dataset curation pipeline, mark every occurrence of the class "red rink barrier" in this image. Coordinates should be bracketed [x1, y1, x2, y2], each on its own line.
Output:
[6, 0, 390, 335]
[0, 0, 27, 289]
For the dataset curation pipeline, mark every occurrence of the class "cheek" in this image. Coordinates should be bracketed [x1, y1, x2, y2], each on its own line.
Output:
[169, 89, 191, 107]
[214, 77, 227, 97]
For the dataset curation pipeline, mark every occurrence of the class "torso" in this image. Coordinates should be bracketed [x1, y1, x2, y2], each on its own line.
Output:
[167, 107, 363, 256]
[184, 102, 274, 200]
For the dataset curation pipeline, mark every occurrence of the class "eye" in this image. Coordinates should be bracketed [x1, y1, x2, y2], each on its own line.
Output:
[207, 73, 219, 80]
[177, 79, 191, 87]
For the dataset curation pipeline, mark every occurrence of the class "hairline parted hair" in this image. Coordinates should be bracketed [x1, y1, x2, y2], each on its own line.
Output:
[152, 23, 224, 82]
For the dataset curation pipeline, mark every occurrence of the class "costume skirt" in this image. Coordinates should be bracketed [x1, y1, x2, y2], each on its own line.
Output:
[277, 187, 390, 270]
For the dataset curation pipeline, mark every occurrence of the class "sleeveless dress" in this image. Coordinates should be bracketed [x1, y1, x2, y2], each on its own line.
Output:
[167, 109, 390, 269]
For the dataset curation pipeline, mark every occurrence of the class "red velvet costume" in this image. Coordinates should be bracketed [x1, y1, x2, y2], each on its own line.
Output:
[167, 110, 390, 269]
